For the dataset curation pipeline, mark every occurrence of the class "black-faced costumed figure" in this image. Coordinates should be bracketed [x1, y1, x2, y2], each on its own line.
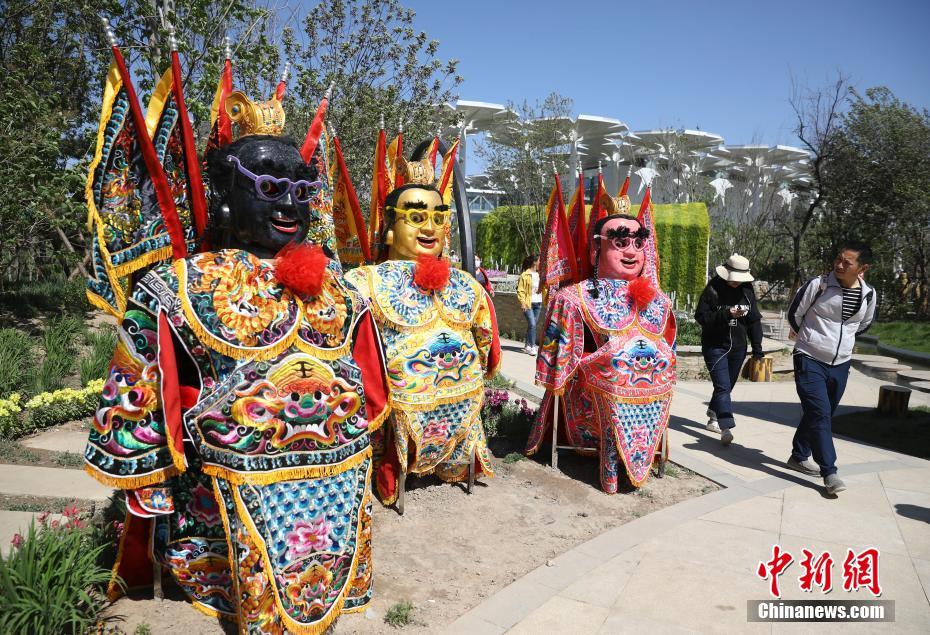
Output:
[83, 23, 388, 633]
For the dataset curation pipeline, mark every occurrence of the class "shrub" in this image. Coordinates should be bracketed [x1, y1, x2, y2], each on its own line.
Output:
[0, 329, 35, 396]
[80, 326, 117, 385]
[0, 394, 24, 438]
[32, 315, 82, 394]
[384, 600, 414, 628]
[676, 319, 702, 346]
[24, 379, 103, 433]
[0, 277, 88, 317]
[481, 389, 537, 441]
[0, 510, 118, 634]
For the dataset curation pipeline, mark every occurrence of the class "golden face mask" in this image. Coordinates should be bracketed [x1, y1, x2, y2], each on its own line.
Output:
[386, 188, 448, 260]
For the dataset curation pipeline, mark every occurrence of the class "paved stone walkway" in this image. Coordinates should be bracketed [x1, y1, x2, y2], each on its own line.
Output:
[447, 339, 930, 633]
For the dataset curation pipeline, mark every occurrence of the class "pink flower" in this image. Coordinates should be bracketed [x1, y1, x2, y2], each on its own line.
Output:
[62, 505, 79, 519]
[50, 520, 60, 530]
[10, 533, 23, 549]
[37, 511, 50, 526]
[112, 520, 125, 538]
[285, 518, 334, 560]
[71, 519, 86, 529]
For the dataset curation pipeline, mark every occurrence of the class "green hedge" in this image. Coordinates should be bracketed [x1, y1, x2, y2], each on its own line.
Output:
[634, 202, 709, 305]
[476, 202, 709, 301]
[475, 206, 542, 268]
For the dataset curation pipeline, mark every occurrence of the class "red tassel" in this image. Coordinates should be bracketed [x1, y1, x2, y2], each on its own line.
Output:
[414, 255, 451, 291]
[628, 276, 656, 308]
[274, 243, 329, 297]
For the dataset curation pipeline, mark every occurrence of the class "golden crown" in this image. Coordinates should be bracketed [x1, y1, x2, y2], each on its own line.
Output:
[225, 91, 286, 137]
[397, 155, 436, 186]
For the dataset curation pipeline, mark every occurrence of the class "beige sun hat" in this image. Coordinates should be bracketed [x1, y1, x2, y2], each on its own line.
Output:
[715, 253, 754, 282]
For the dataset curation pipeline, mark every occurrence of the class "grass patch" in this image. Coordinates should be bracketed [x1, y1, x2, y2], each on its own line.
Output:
[869, 321, 930, 354]
[54, 452, 85, 468]
[663, 462, 681, 478]
[0, 329, 35, 396]
[80, 326, 116, 385]
[0, 440, 40, 465]
[384, 600, 414, 628]
[503, 452, 525, 464]
[832, 407, 930, 459]
[32, 316, 82, 394]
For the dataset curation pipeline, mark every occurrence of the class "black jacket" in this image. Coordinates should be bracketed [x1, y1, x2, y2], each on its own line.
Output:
[694, 276, 764, 355]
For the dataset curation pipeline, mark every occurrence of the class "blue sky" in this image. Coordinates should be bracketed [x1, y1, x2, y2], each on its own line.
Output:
[404, 0, 930, 148]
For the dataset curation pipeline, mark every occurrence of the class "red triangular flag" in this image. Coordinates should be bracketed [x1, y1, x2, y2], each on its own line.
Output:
[538, 173, 578, 291]
[566, 169, 588, 281]
[331, 134, 372, 264]
[170, 50, 208, 240]
[300, 91, 329, 164]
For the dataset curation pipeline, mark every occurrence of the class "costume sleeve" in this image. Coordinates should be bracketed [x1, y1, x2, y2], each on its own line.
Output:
[535, 290, 584, 393]
[472, 288, 502, 378]
[664, 309, 677, 350]
[352, 308, 390, 432]
[84, 282, 186, 489]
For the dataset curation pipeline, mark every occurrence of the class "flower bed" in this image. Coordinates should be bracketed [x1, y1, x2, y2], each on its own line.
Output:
[0, 379, 103, 439]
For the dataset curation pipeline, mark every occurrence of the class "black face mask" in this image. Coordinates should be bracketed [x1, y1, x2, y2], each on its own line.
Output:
[216, 139, 315, 259]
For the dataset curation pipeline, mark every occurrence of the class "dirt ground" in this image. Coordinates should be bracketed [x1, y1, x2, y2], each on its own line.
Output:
[107, 452, 717, 634]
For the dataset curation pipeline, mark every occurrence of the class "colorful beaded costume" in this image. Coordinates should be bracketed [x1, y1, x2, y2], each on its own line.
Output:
[83, 24, 388, 633]
[345, 260, 501, 503]
[526, 185, 677, 493]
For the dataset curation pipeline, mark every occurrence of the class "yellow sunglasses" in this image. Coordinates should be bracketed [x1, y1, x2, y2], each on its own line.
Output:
[388, 207, 451, 228]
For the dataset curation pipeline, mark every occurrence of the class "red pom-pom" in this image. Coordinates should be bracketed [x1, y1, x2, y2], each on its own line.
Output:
[414, 255, 451, 291]
[274, 243, 329, 297]
[628, 276, 656, 308]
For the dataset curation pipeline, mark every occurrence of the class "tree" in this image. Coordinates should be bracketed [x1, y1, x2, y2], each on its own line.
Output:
[819, 87, 930, 318]
[778, 72, 851, 292]
[477, 93, 573, 257]
[286, 0, 462, 200]
[0, 0, 461, 285]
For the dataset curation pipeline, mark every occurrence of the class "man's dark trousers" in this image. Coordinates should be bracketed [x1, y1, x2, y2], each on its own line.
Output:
[791, 354, 850, 477]
[702, 345, 746, 427]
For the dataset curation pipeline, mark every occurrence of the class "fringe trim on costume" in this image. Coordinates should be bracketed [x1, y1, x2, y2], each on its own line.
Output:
[86, 289, 124, 320]
[176, 260, 304, 362]
[105, 507, 134, 601]
[293, 337, 352, 361]
[230, 462, 370, 635]
[190, 599, 238, 621]
[211, 477, 243, 627]
[201, 447, 371, 485]
[365, 400, 392, 434]
[389, 384, 483, 412]
[164, 421, 188, 475]
[585, 383, 673, 405]
[112, 244, 174, 278]
[84, 463, 179, 490]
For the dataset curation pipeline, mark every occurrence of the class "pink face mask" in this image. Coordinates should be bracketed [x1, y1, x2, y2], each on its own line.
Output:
[592, 217, 646, 281]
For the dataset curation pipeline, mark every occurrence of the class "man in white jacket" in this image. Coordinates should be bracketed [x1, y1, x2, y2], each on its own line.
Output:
[786, 241, 876, 495]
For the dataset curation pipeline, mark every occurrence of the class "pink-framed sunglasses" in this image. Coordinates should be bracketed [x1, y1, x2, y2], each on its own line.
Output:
[227, 155, 321, 203]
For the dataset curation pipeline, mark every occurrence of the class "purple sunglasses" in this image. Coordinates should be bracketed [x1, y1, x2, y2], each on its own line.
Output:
[226, 155, 322, 204]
